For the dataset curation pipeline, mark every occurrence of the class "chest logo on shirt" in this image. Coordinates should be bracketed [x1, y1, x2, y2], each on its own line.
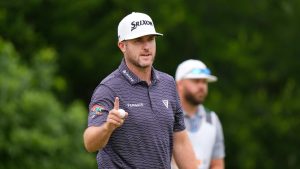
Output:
[162, 100, 169, 108]
[127, 103, 144, 107]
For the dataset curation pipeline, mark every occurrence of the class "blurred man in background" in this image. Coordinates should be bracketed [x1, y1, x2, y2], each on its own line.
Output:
[174, 59, 225, 169]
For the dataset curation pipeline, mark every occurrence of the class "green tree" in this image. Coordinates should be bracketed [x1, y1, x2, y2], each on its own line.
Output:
[0, 38, 95, 169]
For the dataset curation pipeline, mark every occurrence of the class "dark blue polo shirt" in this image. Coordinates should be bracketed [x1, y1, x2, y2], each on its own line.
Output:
[88, 59, 185, 169]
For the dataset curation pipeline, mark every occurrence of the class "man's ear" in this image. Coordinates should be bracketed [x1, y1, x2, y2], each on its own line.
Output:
[176, 81, 184, 92]
[118, 41, 126, 53]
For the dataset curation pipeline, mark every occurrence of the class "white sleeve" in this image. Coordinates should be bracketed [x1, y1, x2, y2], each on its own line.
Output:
[211, 112, 226, 159]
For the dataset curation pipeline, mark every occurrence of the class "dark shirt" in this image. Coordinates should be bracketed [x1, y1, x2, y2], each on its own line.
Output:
[88, 59, 185, 169]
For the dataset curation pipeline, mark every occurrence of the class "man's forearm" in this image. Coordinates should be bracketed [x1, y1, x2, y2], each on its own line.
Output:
[173, 130, 198, 169]
[210, 159, 224, 169]
[83, 123, 114, 152]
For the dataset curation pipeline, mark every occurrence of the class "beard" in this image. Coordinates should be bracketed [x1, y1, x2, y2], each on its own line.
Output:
[184, 89, 206, 106]
[125, 53, 155, 69]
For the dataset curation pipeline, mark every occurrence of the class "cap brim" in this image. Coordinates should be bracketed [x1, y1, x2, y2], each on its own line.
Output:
[182, 74, 217, 82]
[120, 32, 163, 42]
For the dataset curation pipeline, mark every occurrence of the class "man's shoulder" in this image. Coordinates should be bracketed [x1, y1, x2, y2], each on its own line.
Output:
[100, 69, 123, 85]
[204, 106, 214, 114]
[91, 69, 125, 94]
[155, 70, 175, 83]
[202, 106, 219, 124]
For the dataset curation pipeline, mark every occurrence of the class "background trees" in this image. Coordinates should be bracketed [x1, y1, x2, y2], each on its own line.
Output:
[0, 38, 96, 169]
[0, 0, 299, 168]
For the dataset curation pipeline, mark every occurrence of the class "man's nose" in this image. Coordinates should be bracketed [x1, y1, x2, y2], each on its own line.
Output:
[142, 41, 151, 50]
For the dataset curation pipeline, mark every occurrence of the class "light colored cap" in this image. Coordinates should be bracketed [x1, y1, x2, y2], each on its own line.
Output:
[118, 12, 163, 42]
[175, 59, 217, 82]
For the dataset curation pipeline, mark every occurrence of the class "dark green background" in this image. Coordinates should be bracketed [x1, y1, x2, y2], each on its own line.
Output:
[1, 0, 299, 168]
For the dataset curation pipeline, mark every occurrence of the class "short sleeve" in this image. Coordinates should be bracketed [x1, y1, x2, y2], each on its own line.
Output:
[173, 81, 185, 132]
[211, 112, 226, 159]
[87, 84, 115, 127]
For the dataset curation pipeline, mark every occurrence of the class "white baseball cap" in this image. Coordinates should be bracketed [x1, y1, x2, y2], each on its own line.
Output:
[118, 12, 163, 42]
[175, 59, 217, 82]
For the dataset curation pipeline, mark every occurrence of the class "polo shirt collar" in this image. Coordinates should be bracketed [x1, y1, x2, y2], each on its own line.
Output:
[118, 58, 160, 85]
[184, 104, 205, 118]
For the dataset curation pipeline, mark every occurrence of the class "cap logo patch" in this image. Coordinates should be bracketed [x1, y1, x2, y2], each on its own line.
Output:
[131, 20, 153, 31]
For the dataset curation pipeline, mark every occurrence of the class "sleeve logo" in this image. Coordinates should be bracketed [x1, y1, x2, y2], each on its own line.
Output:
[89, 105, 105, 119]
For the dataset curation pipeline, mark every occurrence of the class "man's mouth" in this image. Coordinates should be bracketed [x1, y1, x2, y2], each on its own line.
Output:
[141, 53, 151, 57]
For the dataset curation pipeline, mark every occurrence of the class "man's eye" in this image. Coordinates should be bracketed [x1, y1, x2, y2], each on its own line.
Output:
[134, 39, 139, 42]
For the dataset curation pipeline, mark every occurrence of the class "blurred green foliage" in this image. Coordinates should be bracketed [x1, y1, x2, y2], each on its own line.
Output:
[0, 0, 300, 168]
[0, 39, 95, 169]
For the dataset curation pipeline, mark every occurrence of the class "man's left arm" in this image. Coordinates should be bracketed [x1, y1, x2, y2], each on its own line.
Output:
[210, 112, 225, 169]
[210, 159, 224, 169]
[173, 130, 198, 169]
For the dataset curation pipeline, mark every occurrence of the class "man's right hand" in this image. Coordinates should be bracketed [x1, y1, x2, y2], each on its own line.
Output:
[84, 97, 128, 152]
[105, 97, 128, 130]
